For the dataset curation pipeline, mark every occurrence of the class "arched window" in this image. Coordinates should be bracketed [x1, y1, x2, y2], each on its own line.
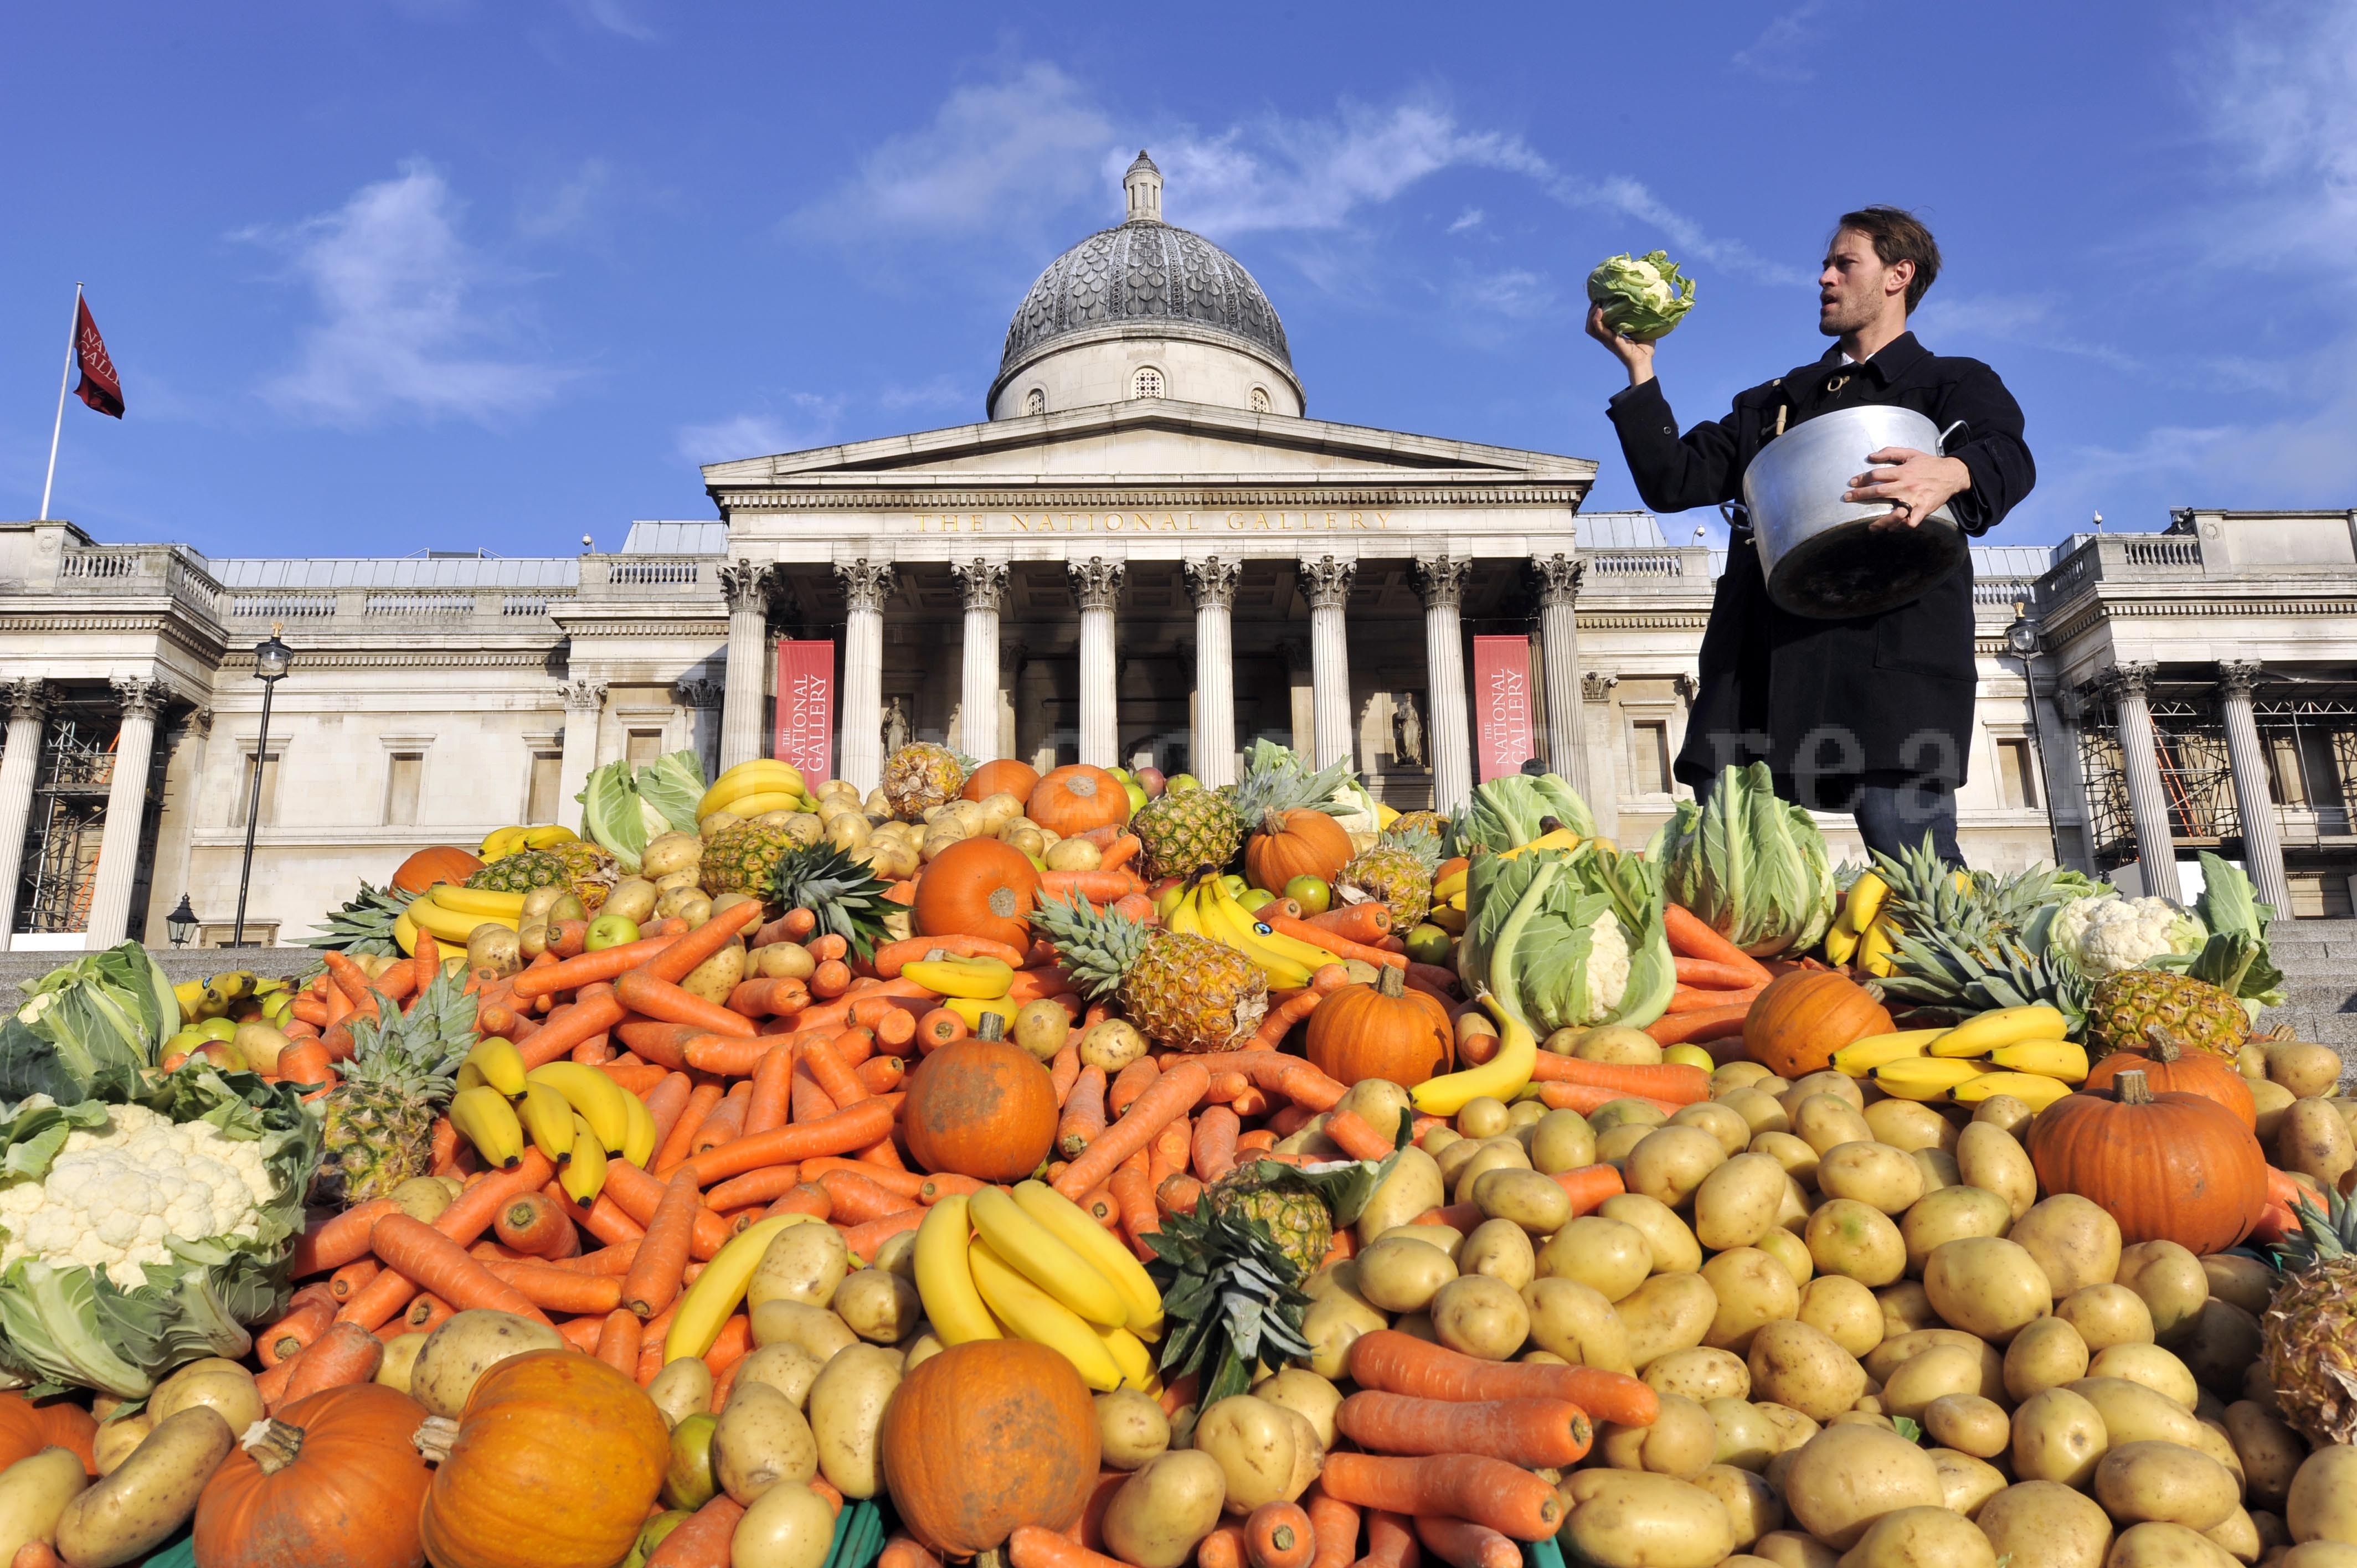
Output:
[1024, 387, 1046, 416]
[1131, 366, 1164, 400]
[1249, 386, 1271, 413]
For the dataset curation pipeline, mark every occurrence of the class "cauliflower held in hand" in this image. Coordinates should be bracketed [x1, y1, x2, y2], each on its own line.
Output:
[2051, 894, 2207, 978]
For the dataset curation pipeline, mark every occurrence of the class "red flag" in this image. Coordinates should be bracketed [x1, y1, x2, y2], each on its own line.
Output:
[73, 297, 123, 418]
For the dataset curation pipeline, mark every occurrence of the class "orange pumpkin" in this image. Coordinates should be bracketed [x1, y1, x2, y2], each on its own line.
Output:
[1742, 968, 1893, 1079]
[963, 760, 1042, 804]
[913, 838, 1042, 952]
[1244, 809, 1354, 893]
[417, 1351, 667, 1568]
[1028, 766, 1132, 837]
[1305, 966, 1453, 1087]
[393, 846, 484, 894]
[2083, 1034, 2256, 1129]
[879, 1340, 1099, 1559]
[194, 1384, 432, 1568]
[902, 1039, 1058, 1180]
[2027, 1070, 2268, 1255]
[0, 1392, 97, 1476]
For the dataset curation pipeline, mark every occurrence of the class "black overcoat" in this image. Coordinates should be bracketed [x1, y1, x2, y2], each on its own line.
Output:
[1604, 332, 2035, 794]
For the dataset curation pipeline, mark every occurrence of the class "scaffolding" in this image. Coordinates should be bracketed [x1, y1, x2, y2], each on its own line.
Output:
[16, 716, 117, 936]
[2075, 688, 2357, 869]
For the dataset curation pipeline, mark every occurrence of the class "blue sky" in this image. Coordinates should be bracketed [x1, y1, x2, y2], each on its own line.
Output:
[4, 2, 2351, 560]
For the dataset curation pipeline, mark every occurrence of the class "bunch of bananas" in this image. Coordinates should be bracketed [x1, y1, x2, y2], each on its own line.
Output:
[913, 1183, 1162, 1392]
[1834, 1004, 2086, 1111]
[477, 824, 579, 862]
[395, 883, 526, 955]
[899, 953, 1022, 1032]
[173, 969, 294, 1028]
[1165, 874, 1346, 989]
[447, 1040, 655, 1203]
[1427, 863, 1470, 935]
[698, 759, 810, 823]
[1823, 870, 1898, 975]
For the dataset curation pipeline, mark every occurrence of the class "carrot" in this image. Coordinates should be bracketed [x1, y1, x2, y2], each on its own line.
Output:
[1661, 904, 1774, 984]
[278, 1040, 333, 1090]
[913, 1008, 969, 1054]
[492, 1191, 573, 1258]
[646, 1495, 747, 1568]
[790, 978, 937, 1033]
[839, 1206, 925, 1264]
[807, 958, 854, 999]
[281, 1322, 386, 1403]
[512, 935, 681, 998]
[1548, 1162, 1627, 1216]
[767, 1183, 833, 1221]
[517, 992, 630, 1068]
[1643, 1003, 1751, 1046]
[870, 933, 1028, 979]
[768, 908, 819, 944]
[1411, 1518, 1516, 1568]
[688, 1090, 750, 1158]
[594, 1308, 641, 1376]
[1058, 1065, 1109, 1157]
[813, 1168, 912, 1227]
[481, 1261, 625, 1316]
[257, 1293, 336, 1367]
[369, 1213, 552, 1323]
[1303, 1486, 1360, 1568]
[1007, 1526, 1127, 1568]
[656, 1082, 725, 1173]
[1335, 1391, 1592, 1466]
[1532, 1082, 1688, 1117]
[1108, 1056, 1161, 1118]
[1346, 1329, 1656, 1426]
[800, 1032, 869, 1106]
[434, 1151, 560, 1246]
[615, 1021, 707, 1070]
[1666, 982, 1767, 1014]
[326, 1258, 382, 1304]
[1246, 1502, 1316, 1568]
[1304, 903, 1392, 944]
[1191, 1105, 1242, 1183]
[1671, 956, 1764, 989]
[1320, 1108, 1394, 1163]
[1038, 869, 1144, 903]
[321, 951, 376, 1006]
[1109, 1162, 1161, 1259]
[732, 1044, 789, 1136]
[623, 1167, 703, 1319]
[881, 1536, 946, 1568]
[1049, 1040, 1082, 1105]
[637, 1070, 692, 1147]
[640, 902, 763, 984]
[680, 1095, 900, 1186]
[614, 968, 757, 1038]
[1524, 1055, 1709, 1103]
[1262, 910, 1404, 970]
[289, 1198, 402, 1277]
[726, 978, 812, 1017]
[1249, 987, 1330, 1050]
[704, 1166, 806, 1211]
[805, 933, 849, 963]
[1053, 1057, 1212, 1200]
[1150, 1114, 1191, 1189]
[1200, 1523, 1249, 1568]
[1313, 1454, 1559, 1541]
[1356, 1510, 1419, 1568]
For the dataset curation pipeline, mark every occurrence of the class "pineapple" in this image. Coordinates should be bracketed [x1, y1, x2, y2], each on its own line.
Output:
[304, 881, 415, 956]
[1336, 826, 1443, 928]
[2083, 968, 2247, 1060]
[770, 842, 897, 960]
[312, 971, 475, 1207]
[881, 744, 969, 822]
[1148, 1182, 1315, 1406]
[2261, 1188, 2357, 1445]
[1388, 809, 1449, 845]
[700, 821, 798, 906]
[1207, 1164, 1333, 1278]
[1869, 836, 2093, 1028]
[1029, 891, 1268, 1053]
[466, 843, 619, 913]
[1131, 786, 1246, 881]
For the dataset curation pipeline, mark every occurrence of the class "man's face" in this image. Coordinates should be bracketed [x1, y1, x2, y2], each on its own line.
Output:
[1818, 229, 1910, 336]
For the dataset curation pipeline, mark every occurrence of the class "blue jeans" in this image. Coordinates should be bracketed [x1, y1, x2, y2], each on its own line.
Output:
[1851, 780, 1962, 866]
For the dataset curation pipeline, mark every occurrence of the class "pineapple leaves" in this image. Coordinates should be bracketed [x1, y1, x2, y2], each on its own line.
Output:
[769, 843, 895, 961]
[1147, 1197, 1315, 1406]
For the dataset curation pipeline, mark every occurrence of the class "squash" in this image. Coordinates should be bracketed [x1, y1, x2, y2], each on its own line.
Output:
[1243, 810, 1352, 894]
[416, 1350, 668, 1568]
[2084, 1033, 2256, 1129]
[394, 847, 485, 894]
[878, 1341, 1099, 1560]
[901, 1040, 1058, 1182]
[0, 1393, 97, 1477]
[2026, 1070, 2269, 1256]
[913, 839, 1042, 952]
[1743, 968, 1894, 1079]
[193, 1384, 433, 1568]
[1028, 766, 1133, 837]
[1305, 966, 1453, 1087]
[963, 761, 1042, 806]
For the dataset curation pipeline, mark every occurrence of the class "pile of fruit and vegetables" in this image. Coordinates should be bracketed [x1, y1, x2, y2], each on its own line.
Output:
[2, 745, 2354, 1568]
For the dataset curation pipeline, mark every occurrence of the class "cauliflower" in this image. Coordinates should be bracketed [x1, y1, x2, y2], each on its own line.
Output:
[0, 1102, 276, 1289]
[1575, 909, 1633, 1025]
[2050, 894, 2207, 978]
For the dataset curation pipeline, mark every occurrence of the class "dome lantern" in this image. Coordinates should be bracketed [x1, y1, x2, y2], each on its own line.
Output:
[1123, 150, 1163, 224]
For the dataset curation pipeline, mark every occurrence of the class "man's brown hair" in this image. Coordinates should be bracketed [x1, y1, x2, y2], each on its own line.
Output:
[1833, 206, 1941, 312]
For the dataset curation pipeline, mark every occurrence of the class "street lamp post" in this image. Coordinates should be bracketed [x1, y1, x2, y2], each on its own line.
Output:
[2005, 602, 2067, 868]
[166, 894, 198, 948]
[233, 627, 293, 948]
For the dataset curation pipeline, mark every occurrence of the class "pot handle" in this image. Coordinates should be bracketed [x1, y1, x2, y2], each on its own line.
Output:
[1935, 420, 1967, 455]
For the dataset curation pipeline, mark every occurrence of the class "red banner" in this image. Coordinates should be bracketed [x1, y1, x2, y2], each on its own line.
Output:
[1471, 636, 1535, 782]
[73, 297, 123, 418]
[774, 640, 835, 780]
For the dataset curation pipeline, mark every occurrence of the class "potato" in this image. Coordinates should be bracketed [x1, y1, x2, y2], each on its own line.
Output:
[2221, 1402, 2305, 1512]
[1625, 1127, 1730, 1211]
[1524, 1277, 1635, 1371]
[1600, 1390, 1718, 1480]
[806, 1344, 899, 1499]
[831, 1268, 922, 1344]
[1648, 1347, 1753, 1404]
[2096, 1441, 2240, 1531]
[1473, 1168, 1572, 1235]
[1694, 1154, 1789, 1252]
[2287, 1444, 2357, 1544]
[1694, 1462, 1784, 1550]
[1430, 1273, 1531, 1361]
[1540, 1216, 1654, 1301]
[730, 1481, 837, 1568]
[1702, 1247, 1801, 1354]
[1928, 1448, 2009, 1518]
[2178, 1299, 2264, 1397]
[1746, 1319, 1867, 1423]
[2005, 1316, 2092, 1402]
[148, 1359, 263, 1436]
[680, 937, 747, 1005]
[1456, 1219, 1536, 1292]
[2250, 1080, 2299, 1141]
[1302, 1268, 1391, 1380]
[2072, 1377, 2206, 1448]
[1776, 1422, 1944, 1549]
[733, 1344, 826, 1411]
[1883, 1345, 1988, 1422]
[1524, 1109, 1597, 1174]
[2274, 1100, 2356, 1189]
[1924, 1236, 2052, 1343]
[2265, 1041, 2344, 1099]
[56, 1406, 233, 1568]
[1975, 1480, 2115, 1568]
[1248, 1369, 1340, 1454]
[2203, 1506, 2261, 1565]
[1757, 1229, 1815, 1290]
[2057, 1283, 2157, 1354]
[713, 1380, 820, 1505]
[2010, 1385, 2110, 1487]
[1707, 1397, 1779, 1472]
[1926, 1393, 2010, 1459]
[375, 1332, 429, 1397]
[1754, 1530, 1841, 1568]
[2277, 1545, 2357, 1568]
[1814, 1142, 1924, 1218]
[1839, 1505, 1996, 1568]
[1085, 1390, 1171, 1473]
[1864, 1326, 1995, 1388]
[1789, 1096, 1874, 1158]
[411, 1310, 565, 1419]
[0, 1447, 86, 1563]
[1193, 1396, 1301, 1515]
[2198, 1254, 2273, 1321]
[1956, 1122, 2040, 1221]
[1598, 1194, 1703, 1276]
[1901, 1185, 2013, 1275]
[2106, 1521, 2243, 1568]
[1724, 1090, 1794, 1139]
[1670, 1100, 1752, 1157]
[1806, 1199, 1907, 1286]
[1561, 1469, 1733, 1568]
[1356, 1147, 1445, 1244]
[1616, 1272, 1719, 1370]
[2116, 1241, 2211, 1346]
[2090, 1344, 2199, 1409]
[1104, 1450, 1227, 1568]
[647, 1358, 716, 1429]
[1785, 1070, 1866, 1112]
[1796, 1276, 1883, 1359]
[1357, 1235, 1459, 1314]
[1910, 1148, 1962, 1195]
[2010, 1196, 2122, 1297]
[1862, 1098, 1958, 1154]
[750, 1301, 859, 1364]
[749, 1224, 851, 1313]
[1746, 1132, 1820, 1193]
[1588, 1097, 1670, 1132]
[1754, 1402, 1823, 1454]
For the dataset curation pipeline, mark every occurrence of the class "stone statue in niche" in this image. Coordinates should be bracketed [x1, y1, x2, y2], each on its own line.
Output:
[881, 698, 912, 756]
[1394, 692, 1425, 768]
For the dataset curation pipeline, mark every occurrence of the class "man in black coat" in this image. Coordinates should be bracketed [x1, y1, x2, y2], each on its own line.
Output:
[1590, 207, 2035, 864]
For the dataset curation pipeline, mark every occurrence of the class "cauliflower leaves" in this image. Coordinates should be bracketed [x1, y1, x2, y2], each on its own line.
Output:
[2050, 894, 2207, 978]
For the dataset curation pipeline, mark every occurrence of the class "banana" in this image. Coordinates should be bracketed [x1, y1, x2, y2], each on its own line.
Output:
[620, 1085, 658, 1168]
[517, 1080, 579, 1163]
[408, 896, 519, 944]
[479, 826, 529, 861]
[173, 981, 208, 1027]
[717, 790, 800, 820]
[1949, 1071, 2076, 1111]
[1093, 1321, 1159, 1392]
[1845, 871, 1891, 932]
[559, 1115, 608, 1204]
[456, 1061, 486, 1094]
[1427, 904, 1466, 936]
[1830, 1029, 1949, 1077]
[1931, 1005, 2071, 1058]
[965, 1237, 1125, 1390]
[1987, 1040, 2088, 1082]
[1190, 886, 1314, 988]
[204, 971, 257, 1012]
[902, 956, 1016, 1000]
[465, 1038, 529, 1098]
[1872, 1058, 1993, 1101]
[518, 825, 579, 850]
[1496, 828, 1582, 863]
[1432, 868, 1469, 903]
[529, 1062, 632, 1154]
[1822, 921, 1861, 967]
[945, 996, 1021, 1033]
[394, 907, 420, 957]
[450, 1086, 527, 1168]
[914, 1196, 1002, 1346]
[1162, 887, 1208, 938]
[435, 885, 530, 919]
[1413, 989, 1537, 1117]
[1857, 918, 1897, 978]
[967, 1187, 1129, 1328]
[662, 1213, 822, 1364]
[1012, 1180, 1163, 1340]
[699, 762, 807, 820]
[1203, 879, 1344, 969]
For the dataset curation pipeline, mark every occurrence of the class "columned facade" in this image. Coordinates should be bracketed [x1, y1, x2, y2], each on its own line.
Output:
[952, 560, 1008, 762]
[84, 676, 168, 948]
[1532, 554, 1586, 794]
[837, 560, 896, 793]
[0, 679, 50, 950]
[1301, 556, 1356, 770]
[1410, 556, 1472, 813]
[2102, 662, 2181, 903]
[557, 679, 606, 833]
[1184, 557, 1241, 788]
[2216, 661, 2294, 918]
[1069, 559, 1124, 768]
[717, 559, 771, 772]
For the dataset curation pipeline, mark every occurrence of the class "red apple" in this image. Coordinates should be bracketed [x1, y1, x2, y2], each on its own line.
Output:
[1135, 767, 1167, 799]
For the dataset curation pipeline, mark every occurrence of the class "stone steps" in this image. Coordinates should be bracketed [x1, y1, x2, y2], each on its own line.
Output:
[2258, 919, 2357, 1089]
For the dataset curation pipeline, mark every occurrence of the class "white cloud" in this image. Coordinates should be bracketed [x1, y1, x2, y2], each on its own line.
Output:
[676, 395, 842, 463]
[250, 162, 570, 428]
[1447, 208, 1485, 234]
[1911, 292, 2142, 372]
[2190, 1, 2357, 263]
[562, 0, 656, 41]
[517, 159, 611, 240]
[878, 375, 967, 412]
[1732, 0, 1834, 81]
[1459, 269, 1556, 319]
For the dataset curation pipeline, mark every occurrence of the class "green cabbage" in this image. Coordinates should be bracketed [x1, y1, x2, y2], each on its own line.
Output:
[1587, 250, 1696, 342]
[636, 749, 707, 835]
[578, 749, 708, 874]
[1458, 842, 1674, 1036]
[10, 942, 174, 1096]
[1457, 773, 1597, 855]
[1648, 763, 1836, 958]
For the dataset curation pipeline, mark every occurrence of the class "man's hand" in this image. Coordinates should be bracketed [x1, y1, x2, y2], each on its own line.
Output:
[1847, 447, 1972, 531]
[1585, 305, 1655, 388]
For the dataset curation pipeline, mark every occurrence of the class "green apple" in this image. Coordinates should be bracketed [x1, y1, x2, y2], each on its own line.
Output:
[1123, 781, 1149, 814]
[194, 1039, 247, 1072]
[1166, 773, 1202, 794]
[195, 1015, 241, 1043]
[1285, 875, 1332, 916]
[1403, 922, 1454, 967]
[585, 912, 641, 951]
[163, 1028, 212, 1060]
[1106, 765, 1132, 782]
[1238, 886, 1276, 914]
[1220, 874, 1249, 899]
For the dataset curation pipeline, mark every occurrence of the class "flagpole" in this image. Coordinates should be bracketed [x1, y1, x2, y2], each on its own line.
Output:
[37, 284, 83, 522]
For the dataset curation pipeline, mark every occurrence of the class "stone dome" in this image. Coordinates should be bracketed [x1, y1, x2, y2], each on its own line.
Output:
[990, 152, 1303, 417]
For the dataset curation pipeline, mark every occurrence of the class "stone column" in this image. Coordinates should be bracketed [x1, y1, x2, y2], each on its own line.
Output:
[2103, 662, 2181, 903]
[1409, 556, 1473, 813]
[2217, 661, 2294, 918]
[557, 679, 607, 833]
[717, 559, 773, 773]
[85, 677, 168, 948]
[1282, 641, 1313, 756]
[1069, 558, 1124, 767]
[1184, 558, 1242, 787]
[1301, 556, 1357, 770]
[1583, 671, 1623, 840]
[1531, 554, 1588, 793]
[837, 560, 897, 792]
[953, 560, 1009, 764]
[0, 680, 52, 952]
[671, 678, 724, 781]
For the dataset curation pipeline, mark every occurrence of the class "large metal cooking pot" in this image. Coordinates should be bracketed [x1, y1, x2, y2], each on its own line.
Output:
[1742, 404, 1968, 618]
